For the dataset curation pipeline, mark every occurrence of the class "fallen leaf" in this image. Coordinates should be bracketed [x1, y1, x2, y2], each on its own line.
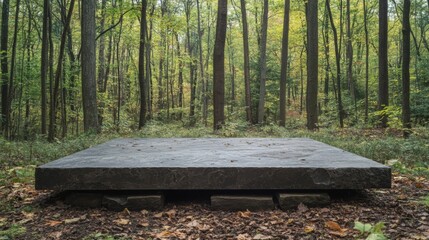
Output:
[64, 217, 81, 224]
[139, 221, 149, 227]
[186, 220, 200, 228]
[114, 218, 130, 225]
[45, 220, 62, 227]
[253, 233, 273, 239]
[154, 212, 163, 218]
[304, 225, 315, 233]
[325, 221, 343, 232]
[237, 233, 251, 240]
[156, 230, 176, 238]
[238, 210, 252, 218]
[166, 209, 177, 218]
[328, 230, 347, 237]
[141, 209, 149, 215]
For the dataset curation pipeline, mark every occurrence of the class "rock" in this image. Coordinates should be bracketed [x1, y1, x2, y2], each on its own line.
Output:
[64, 192, 102, 208]
[102, 195, 165, 211]
[102, 195, 127, 211]
[211, 195, 275, 211]
[126, 195, 165, 210]
[277, 193, 330, 210]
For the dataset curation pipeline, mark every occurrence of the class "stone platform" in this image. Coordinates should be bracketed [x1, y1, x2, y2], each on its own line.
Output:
[35, 138, 391, 191]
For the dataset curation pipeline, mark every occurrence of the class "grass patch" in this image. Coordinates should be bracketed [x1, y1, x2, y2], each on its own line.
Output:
[0, 224, 26, 240]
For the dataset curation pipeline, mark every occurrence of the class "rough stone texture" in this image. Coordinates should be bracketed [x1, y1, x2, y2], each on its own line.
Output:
[211, 195, 275, 211]
[64, 192, 102, 208]
[277, 193, 331, 209]
[35, 138, 391, 191]
[102, 195, 164, 211]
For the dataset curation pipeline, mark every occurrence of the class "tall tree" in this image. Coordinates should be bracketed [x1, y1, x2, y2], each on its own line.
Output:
[213, 0, 227, 130]
[306, 0, 318, 130]
[48, 0, 75, 141]
[327, 0, 344, 128]
[363, 0, 369, 122]
[257, 0, 269, 124]
[402, 0, 411, 137]
[378, 0, 389, 128]
[240, 0, 252, 123]
[9, 0, 21, 138]
[41, 0, 49, 135]
[138, 0, 147, 129]
[197, 0, 208, 125]
[81, 0, 99, 133]
[279, 0, 290, 127]
[1, 0, 10, 135]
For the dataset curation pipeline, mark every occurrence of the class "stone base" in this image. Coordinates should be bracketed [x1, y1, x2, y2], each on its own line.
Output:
[277, 193, 331, 209]
[211, 195, 275, 211]
[64, 192, 164, 210]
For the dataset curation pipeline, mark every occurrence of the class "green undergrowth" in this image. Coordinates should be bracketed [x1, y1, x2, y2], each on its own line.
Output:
[1, 122, 428, 188]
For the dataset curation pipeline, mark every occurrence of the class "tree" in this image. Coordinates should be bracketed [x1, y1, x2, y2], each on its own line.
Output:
[257, 0, 269, 124]
[306, 0, 318, 130]
[240, 0, 252, 123]
[1, 0, 10, 136]
[213, 0, 227, 130]
[326, 0, 344, 128]
[279, 0, 290, 127]
[402, 0, 411, 137]
[379, 0, 389, 128]
[81, 0, 99, 133]
[41, 0, 49, 135]
[139, 0, 147, 129]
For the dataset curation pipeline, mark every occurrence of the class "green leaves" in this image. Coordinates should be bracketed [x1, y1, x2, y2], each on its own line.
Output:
[354, 221, 387, 240]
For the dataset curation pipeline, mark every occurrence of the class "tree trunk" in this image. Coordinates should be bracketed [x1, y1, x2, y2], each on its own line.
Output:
[327, 0, 344, 128]
[240, 0, 252, 123]
[138, 0, 147, 129]
[378, 0, 389, 128]
[40, 0, 49, 135]
[402, 0, 411, 137]
[1, 0, 10, 136]
[346, 0, 355, 105]
[363, 0, 369, 123]
[48, 0, 75, 141]
[213, 0, 227, 130]
[279, 0, 290, 127]
[196, 0, 207, 126]
[257, 0, 268, 124]
[306, 0, 319, 130]
[81, 0, 99, 133]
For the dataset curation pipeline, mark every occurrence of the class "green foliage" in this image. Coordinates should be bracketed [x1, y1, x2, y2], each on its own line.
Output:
[0, 224, 26, 240]
[420, 194, 429, 207]
[354, 221, 387, 240]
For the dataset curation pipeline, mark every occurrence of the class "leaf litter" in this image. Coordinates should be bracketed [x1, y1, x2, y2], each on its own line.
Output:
[0, 174, 428, 239]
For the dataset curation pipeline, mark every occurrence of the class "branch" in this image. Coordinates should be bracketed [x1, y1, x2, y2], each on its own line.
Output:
[95, 8, 135, 41]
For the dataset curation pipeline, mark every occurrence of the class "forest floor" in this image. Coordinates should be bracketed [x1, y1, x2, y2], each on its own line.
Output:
[1, 123, 429, 239]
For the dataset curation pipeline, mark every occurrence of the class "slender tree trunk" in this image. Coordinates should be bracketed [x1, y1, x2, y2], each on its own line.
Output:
[306, 0, 318, 130]
[240, 0, 252, 123]
[378, 0, 389, 128]
[327, 0, 344, 128]
[346, 0, 355, 104]
[1, 0, 10, 136]
[196, 0, 207, 126]
[279, 0, 290, 127]
[81, 0, 99, 133]
[213, 0, 227, 130]
[363, 0, 369, 123]
[48, 0, 75, 141]
[98, 0, 106, 92]
[175, 33, 184, 120]
[8, 0, 21, 138]
[40, 0, 49, 135]
[138, 0, 147, 129]
[257, 0, 268, 124]
[402, 0, 411, 137]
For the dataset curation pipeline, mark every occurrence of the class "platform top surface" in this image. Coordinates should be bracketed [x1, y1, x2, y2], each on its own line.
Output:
[39, 138, 389, 169]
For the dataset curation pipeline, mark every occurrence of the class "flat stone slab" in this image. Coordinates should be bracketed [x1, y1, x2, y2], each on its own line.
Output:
[211, 195, 275, 211]
[277, 193, 331, 209]
[35, 138, 391, 191]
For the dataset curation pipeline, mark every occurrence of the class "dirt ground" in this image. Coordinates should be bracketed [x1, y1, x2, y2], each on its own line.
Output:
[1, 173, 428, 240]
